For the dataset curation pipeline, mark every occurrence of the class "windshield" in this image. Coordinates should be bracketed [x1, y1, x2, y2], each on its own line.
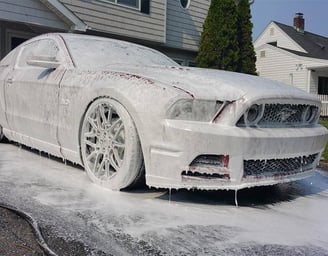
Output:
[64, 35, 178, 69]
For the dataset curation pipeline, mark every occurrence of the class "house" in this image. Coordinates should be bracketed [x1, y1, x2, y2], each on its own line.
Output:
[254, 13, 328, 115]
[0, 0, 210, 66]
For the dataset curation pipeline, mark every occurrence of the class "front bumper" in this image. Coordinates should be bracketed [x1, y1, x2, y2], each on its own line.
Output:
[146, 120, 328, 190]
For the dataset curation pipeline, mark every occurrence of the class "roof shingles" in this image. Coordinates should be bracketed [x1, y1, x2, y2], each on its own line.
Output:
[273, 21, 328, 60]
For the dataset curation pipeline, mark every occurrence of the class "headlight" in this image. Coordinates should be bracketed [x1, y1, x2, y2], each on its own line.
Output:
[244, 104, 264, 127]
[167, 99, 223, 122]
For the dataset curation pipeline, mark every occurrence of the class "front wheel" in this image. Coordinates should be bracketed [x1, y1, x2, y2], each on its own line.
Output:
[80, 98, 144, 190]
[0, 125, 4, 141]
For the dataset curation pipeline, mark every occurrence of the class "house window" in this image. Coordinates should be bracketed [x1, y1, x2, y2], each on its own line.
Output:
[270, 27, 274, 36]
[180, 0, 190, 9]
[140, 0, 150, 14]
[318, 77, 328, 95]
[98, 0, 150, 13]
[117, 0, 139, 8]
[187, 61, 196, 67]
[260, 50, 266, 58]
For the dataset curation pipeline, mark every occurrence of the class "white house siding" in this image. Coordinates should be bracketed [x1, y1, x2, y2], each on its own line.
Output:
[165, 0, 209, 51]
[309, 72, 318, 94]
[256, 45, 328, 93]
[0, 0, 68, 30]
[59, 0, 166, 43]
[256, 46, 308, 91]
[254, 22, 306, 53]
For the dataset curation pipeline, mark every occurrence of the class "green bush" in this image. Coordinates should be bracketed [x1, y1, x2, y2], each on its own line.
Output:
[237, 0, 257, 75]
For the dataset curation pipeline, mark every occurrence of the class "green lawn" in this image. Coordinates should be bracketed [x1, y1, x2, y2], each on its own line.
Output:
[319, 119, 328, 161]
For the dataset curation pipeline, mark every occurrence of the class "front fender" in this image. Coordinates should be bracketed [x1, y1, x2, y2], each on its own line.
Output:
[57, 69, 188, 168]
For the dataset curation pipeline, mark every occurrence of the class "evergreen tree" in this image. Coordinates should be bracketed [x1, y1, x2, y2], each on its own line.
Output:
[237, 0, 257, 75]
[195, 0, 239, 71]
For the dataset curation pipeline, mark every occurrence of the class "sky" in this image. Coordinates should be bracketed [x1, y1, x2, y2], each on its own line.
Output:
[250, 0, 328, 40]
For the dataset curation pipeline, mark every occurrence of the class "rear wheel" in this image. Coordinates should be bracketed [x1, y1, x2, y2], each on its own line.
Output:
[80, 98, 144, 190]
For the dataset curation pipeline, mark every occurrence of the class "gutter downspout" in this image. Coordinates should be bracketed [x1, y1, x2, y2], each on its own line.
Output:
[306, 68, 311, 94]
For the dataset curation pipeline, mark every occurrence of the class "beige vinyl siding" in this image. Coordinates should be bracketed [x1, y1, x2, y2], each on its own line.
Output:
[59, 0, 166, 43]
[165, 0, 209, 51]
[254, 22, 306, 53]
[0, 0, 68, 30]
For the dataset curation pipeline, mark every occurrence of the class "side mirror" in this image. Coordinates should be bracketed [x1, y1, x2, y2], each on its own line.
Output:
[26, 55, 61, 69]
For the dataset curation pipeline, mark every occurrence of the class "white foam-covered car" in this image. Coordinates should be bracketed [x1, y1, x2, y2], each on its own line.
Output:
[0, 33, 327, 190]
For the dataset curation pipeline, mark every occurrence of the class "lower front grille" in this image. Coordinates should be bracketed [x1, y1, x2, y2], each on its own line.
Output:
[244, 154, 318, 178]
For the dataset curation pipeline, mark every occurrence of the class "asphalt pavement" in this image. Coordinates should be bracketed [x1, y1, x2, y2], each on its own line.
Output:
[0, 195, 96, 256]
[0, 207, 44, 256]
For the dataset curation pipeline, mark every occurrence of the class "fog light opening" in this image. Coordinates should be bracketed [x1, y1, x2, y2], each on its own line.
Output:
[183, 154, 231, 180]
[190, 154, 230, 168]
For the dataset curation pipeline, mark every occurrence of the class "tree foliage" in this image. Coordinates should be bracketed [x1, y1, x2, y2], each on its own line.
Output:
[195, 0, 239, 71]
[196, 0, 257, 75]
[237, 0, 257, 74]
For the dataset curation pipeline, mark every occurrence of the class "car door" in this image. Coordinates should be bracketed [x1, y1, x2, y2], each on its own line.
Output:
[0, 49, 18, 131]
[4, 38, 68, 155]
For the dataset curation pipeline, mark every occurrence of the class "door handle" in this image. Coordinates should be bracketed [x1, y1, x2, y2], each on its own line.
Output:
[6, 78, 13, 84]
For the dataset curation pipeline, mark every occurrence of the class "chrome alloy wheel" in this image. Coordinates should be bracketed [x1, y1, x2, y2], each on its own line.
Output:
[83, 102, 125, 179]
[81, 98, 144, 189]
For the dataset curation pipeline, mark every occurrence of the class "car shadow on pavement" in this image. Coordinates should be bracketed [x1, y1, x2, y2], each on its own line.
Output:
[127, 171, 328, 208]
[6, 141, 328, 208]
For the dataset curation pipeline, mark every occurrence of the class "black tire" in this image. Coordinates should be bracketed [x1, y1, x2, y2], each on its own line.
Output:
[80, 98, 144, 190]
[0, 125, 4, 142]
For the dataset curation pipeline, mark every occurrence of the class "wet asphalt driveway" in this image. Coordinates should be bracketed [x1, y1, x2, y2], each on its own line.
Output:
[0, 142, 328, 256]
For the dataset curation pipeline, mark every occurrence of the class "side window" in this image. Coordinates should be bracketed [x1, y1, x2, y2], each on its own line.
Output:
[11, 37, 28, 50]
[18, 39, 60, 68]
[173, 59, 184, 65]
